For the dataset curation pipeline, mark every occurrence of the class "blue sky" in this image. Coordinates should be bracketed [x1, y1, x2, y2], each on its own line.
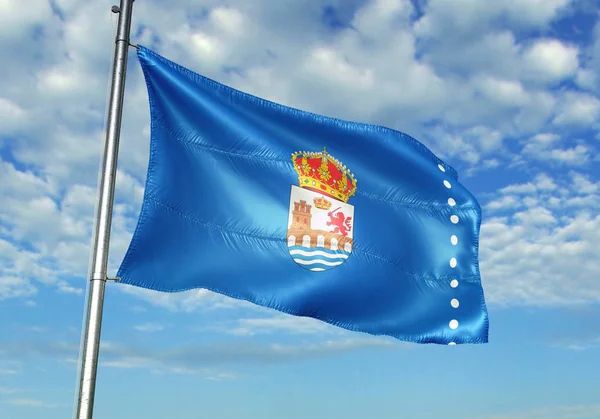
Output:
[1, 0, 600, 418]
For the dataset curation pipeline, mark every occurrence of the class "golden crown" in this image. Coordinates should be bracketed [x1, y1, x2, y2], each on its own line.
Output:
[291, 147, 357, 203]
[313, 197, 332, 210]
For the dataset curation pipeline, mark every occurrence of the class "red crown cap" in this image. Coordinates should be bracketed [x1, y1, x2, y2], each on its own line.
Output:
[291, 147, 357, 203]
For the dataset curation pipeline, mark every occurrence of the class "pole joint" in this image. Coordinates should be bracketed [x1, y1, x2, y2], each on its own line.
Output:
[91, 273, 106, 281]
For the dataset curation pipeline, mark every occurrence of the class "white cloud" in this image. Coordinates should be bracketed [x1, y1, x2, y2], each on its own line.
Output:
[500, 182, 537, 195]
[209, 7, 245, 35]
[485, 195, 522, 211]
[134, 323, 166, 332]
[513, 206, 557, 225]
[583, 19, 600, 92]
[534, 173, 559, 191]
[188, 31, 226, 64]
[8, 399, 68, 408]
[501, 0, 571, 26]
[303, 47, 374, 90]
[118, 286, 250, 312]
[547, 145, 591, 164]
[0, 161, 55, 200]
[521, 39, 579, 83]
[474, 77, 529, 106]
[553, 91, 600, 126]
[351, 0, 413, 37]
[426, 125, 505, 165]
[25, 326, 46, 333]
[519, 133, 592, 166]
[575, 68, 597, 90]
[0, 97, 26, 135]
[0, 0, 54, 39]
[530, 132, 561, 145]
[553, 335, 600, 351]
[0, 276, 37, 300]
[0, 368, 20, 375]
[0, 161, 91, 298]
[481, 171, 600, 306]
[99, 337, 400, 368]
[1, 335, 400, 379]
[571, 172, 599, 194]
[415, 0, 570, 40]
[37, 67, 84, 93]
[227, 315, 341, 336]
[57, 282, 84, 295]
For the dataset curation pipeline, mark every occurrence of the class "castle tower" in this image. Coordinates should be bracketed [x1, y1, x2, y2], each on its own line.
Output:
[291, 200, 312, 230]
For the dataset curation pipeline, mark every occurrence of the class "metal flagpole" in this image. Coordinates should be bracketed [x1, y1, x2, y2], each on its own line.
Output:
[74, 1, 135, 418]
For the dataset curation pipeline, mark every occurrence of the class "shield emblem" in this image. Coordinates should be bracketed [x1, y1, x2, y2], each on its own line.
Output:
[287, 147, 357, 272]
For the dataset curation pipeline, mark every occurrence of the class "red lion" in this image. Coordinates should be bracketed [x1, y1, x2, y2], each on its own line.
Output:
[327, 208, 352, 237]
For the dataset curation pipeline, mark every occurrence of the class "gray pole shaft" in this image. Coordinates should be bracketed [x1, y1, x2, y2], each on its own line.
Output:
[75, 1, 135, 418]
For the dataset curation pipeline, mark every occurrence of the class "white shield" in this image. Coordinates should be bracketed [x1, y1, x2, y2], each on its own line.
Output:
[286, 185, 354, 272]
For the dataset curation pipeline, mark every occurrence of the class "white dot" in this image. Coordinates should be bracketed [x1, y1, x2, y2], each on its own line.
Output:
[449, 319, 459, 329]
[443, 180, 452, 189]
[451, 298, 460, 308]
[448, 342, 456, 346]
[438, 164, 445, 172]
[450, 279, 459, 288]
[450, 215, 459, 224]
[450, 258, 457, 268]
[451, 235, 458, 245]
[448, 198, 456, 206]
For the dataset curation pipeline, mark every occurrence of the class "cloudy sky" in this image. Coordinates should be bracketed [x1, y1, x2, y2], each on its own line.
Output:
[1, 0, 600, 418]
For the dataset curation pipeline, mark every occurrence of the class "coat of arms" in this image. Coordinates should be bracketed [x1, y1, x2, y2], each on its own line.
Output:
[287, 147, 357, 271]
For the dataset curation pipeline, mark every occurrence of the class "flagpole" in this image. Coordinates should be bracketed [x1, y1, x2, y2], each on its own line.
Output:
[74, 1, 135, 418]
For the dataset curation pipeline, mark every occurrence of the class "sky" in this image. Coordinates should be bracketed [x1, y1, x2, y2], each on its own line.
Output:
[1, 0, 600, 418]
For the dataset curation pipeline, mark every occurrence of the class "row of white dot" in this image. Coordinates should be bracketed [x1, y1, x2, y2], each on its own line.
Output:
[439, 163, 460, 345]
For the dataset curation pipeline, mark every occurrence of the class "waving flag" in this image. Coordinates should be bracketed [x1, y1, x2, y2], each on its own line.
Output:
[117, 46, 489, 345]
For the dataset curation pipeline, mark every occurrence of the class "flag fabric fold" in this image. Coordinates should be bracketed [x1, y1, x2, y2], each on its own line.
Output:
[117, 46, 489, 344]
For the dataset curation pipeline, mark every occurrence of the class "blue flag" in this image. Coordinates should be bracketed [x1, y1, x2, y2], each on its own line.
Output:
[118, 46, 489, 345]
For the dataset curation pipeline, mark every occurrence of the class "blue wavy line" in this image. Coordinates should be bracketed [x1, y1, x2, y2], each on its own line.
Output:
[290, 253, 348, 263]
[292, 261, 341, 271]
[288, 245, 351, 257]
